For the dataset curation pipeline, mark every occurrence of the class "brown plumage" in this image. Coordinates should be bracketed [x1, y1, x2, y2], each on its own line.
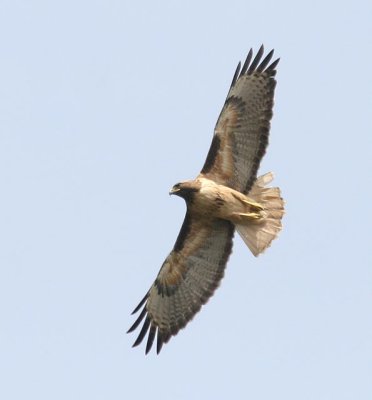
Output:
[128, 46, 284, 354]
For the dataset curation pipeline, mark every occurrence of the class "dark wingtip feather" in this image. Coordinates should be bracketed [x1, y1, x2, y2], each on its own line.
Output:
[230, 61, 241, 89]
[256, 49, 274, 72]
[266, 57, 280, 73]
[132, 316, 150, 348]
[248, 44, 264, 74]
[156, 332, 164, 354]
[240, 48, 253, 76]
[145, 325, 156, 354]
[230, 46, 279, 89]
[127, 306, 147, 333]
[131, 291, 149, 315]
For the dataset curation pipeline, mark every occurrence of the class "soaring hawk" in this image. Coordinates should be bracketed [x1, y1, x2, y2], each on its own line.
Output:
[128, 46, 284, 354]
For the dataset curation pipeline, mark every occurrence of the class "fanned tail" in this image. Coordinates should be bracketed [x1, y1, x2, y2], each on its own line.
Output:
[235, 172, 284, 257]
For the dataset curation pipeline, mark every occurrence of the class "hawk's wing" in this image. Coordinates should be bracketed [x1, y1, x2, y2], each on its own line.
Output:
[128, 214, 234, 354]
[199, 45, 279, 193]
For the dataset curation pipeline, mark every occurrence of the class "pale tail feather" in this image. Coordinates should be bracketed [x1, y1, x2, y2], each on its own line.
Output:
[235, 172, 284, 257]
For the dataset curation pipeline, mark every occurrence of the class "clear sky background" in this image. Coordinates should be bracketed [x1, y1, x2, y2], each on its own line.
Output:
[1, 1, 371, 399]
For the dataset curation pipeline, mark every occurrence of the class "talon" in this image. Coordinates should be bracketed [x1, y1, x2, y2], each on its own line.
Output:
[242, 199, 264, 210]
[235, 212, 262, 220]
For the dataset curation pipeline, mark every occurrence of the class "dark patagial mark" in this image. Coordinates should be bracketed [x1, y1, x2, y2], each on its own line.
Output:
[201, 135, 221, 174]
[173, 212, 193, 252]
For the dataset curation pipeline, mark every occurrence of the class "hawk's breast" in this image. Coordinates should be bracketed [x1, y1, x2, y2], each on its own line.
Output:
[193, 178, 245, 221]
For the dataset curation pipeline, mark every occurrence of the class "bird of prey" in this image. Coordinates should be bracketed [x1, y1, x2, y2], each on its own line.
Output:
[128, 45, 284, 354]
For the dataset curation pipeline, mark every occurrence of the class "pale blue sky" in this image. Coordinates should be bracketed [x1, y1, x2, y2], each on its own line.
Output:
[1, 1, 371, 399]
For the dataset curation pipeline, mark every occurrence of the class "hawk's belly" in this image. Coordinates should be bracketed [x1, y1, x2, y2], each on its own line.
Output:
[192, 177, 264, 222]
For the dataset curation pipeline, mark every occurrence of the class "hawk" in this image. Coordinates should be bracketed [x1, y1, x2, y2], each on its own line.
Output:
[128, 45, 284, 354]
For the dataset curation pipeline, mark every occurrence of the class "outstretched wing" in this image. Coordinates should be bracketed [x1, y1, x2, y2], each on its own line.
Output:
[199, 45, 279, 193]
[128, 213, 234, 354]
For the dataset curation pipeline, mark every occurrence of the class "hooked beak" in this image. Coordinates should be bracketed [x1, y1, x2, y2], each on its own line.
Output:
[169, 187, 180, 195]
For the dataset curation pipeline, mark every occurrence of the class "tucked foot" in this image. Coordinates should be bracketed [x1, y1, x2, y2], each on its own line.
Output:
[241, 198, 264, 210]
[232, 211, 263, 221]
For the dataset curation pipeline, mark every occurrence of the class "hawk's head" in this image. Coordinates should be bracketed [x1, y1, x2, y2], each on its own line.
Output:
[169, 180, 200, 201]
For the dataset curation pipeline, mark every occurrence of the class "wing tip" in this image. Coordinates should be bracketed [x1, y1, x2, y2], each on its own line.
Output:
[230, 45, 279, 88]
[145, 325, 156, 354]
[230, 61, 241, 89]
[127, 306, 147, 334]
[156, 331, 164, 354]
[128, 293, 168, 355]
[131, 291, 149, 315]
[131, 315, 151, 348]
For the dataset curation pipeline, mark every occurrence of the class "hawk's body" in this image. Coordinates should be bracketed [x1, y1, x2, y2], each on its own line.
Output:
[128, 46, 285, 354]
[173, 177, 265, 222]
